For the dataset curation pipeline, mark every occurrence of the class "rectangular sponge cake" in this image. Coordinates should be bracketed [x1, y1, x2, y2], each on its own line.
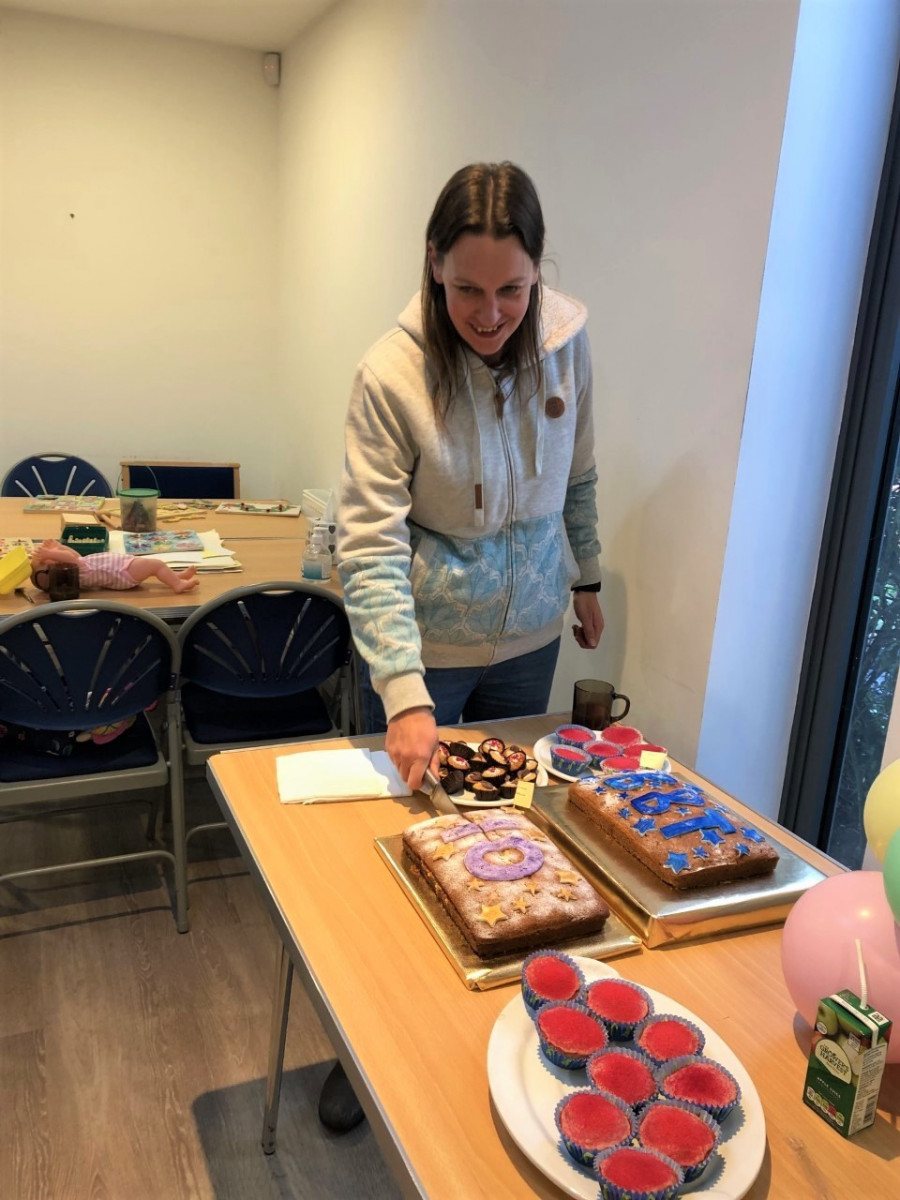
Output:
[402, 809, 609, 957]
[568, 770, 779, 890]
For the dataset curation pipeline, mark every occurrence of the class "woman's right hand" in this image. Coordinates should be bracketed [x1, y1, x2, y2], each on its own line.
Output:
[386, 706, 440, 792]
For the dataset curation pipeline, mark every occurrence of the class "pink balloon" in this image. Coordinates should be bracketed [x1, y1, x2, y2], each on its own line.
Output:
[781, 870, 900, 1063]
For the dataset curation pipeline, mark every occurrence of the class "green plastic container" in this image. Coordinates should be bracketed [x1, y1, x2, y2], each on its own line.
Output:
[61, 525, 109, 556]
[118, 486, 158, 533]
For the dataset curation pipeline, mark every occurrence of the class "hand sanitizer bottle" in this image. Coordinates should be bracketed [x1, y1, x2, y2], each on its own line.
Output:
[302, 527, 332, 581]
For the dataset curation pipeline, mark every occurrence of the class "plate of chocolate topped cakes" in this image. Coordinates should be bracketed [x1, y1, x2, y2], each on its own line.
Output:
[436, 738, 548, 807]
[487, 956, 765, 1199]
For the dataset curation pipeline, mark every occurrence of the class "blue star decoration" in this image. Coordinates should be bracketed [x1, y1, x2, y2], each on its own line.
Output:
[741, 827, 765, 843]
[664, 851, 690, 874]
[692, 846, 709, 859]
[633, 817, 657, 836]
[700, 828, 724, 845]
[618, 807, 631, 819]
[736, 842, 750, 856]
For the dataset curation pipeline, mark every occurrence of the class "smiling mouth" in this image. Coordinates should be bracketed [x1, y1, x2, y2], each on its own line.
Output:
[472, 322, 503, 336]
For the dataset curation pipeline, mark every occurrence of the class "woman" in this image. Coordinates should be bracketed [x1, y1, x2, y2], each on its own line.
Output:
[324, 163, 605, 1132]
[338, 161, 604, 793]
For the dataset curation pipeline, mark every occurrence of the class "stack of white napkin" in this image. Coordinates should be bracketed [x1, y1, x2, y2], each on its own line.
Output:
[276, 747, 411, 804]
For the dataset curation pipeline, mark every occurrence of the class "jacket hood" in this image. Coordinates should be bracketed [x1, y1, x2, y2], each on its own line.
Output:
[397, 285, 588, 358]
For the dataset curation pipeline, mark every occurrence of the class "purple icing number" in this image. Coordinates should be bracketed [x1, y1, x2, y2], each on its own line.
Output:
[464, 836, 544, 882]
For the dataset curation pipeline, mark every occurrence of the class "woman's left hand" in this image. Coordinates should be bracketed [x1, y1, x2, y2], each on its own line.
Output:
[572, 591, 604, 648]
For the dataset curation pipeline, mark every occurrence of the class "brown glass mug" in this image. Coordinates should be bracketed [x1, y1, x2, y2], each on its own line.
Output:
[572, 679, 630, 730]
[47, 563, 81, 601]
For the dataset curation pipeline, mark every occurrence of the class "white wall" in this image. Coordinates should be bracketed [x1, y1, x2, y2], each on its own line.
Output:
[0, 11, 281, 496]
[277, 0, 800, 765]
[698, 0, 900, 818]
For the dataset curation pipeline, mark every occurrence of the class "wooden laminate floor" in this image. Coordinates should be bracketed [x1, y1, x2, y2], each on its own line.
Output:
[0, 780, 403, 1200]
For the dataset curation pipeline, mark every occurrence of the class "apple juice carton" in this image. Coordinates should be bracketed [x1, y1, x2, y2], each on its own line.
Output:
[803, 989, 891, 1137]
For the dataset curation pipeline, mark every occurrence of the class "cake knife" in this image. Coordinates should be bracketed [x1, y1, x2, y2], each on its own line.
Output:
[421, 767, 458, 815]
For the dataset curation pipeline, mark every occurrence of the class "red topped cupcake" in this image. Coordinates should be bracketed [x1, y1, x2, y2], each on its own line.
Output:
[536, 1001, 608, 1069]
[521, 950, 585, 1013]
[634, 1013, 705, 1065]
[636, 1099, 720, 1182]
[657, 1055, 741, 1123]
[553, 723, 596, 748]
[599, 725, 642, 749]
[586, 1047, 658, 1109]
[554, 1089, 635, 1168]
[583, 977, 654, 1040]
[584, 740, 619, 769]
[593, 1145, 684, 1200]
[549, 744, 593, 776]
[603, 754, 642, 772]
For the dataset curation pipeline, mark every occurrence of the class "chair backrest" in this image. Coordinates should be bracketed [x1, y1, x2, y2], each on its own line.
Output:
[0, 601, 179, 731]
[120, 461, 240, 499]
[177, 581, 351, 699]
[1, 453, 113, 498]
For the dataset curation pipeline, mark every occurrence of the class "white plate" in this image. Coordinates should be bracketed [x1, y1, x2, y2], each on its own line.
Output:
[487, 956, 765, 1199]
[445, 742, 548, 807]
[534, 733, 670, 783]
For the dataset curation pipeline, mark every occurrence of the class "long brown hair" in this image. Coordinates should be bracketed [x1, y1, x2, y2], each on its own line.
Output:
[421, 162, 544, 418]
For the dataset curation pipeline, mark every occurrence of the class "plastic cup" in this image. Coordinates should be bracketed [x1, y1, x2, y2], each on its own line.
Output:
[118, 487, 158, 533]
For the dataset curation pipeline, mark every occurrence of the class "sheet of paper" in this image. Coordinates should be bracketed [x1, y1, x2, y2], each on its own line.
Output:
[276, 748, 411, 804]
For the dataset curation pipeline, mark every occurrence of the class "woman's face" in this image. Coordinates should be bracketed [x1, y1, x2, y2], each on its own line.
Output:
[430, 233, 539, 361]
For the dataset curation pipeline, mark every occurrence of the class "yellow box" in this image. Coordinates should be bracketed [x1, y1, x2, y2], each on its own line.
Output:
[0, 546, 32, 594]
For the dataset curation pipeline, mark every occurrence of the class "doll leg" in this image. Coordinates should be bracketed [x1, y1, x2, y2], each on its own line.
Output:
[128, 559, 199, 592]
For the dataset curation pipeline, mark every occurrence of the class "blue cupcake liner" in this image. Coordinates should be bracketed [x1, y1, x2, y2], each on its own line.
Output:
[554, 1087, 636, 1169]
[632, 1012, 706, 1065]
[585, 1046, 659, 1109]
[549, 744, 593, 775]
[553, 723, 596, 747]
[655, 1053, 742, 1123]
[536, 999, 608, 1069]
[592, 1144, 685, 1200]
[582, 978, 655, 1040]
[521, 949, 585, 1013]
[636, 1098, 721, 1183]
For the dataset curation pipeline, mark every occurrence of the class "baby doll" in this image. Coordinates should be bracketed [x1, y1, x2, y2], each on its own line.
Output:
[31, 539, 199, 594]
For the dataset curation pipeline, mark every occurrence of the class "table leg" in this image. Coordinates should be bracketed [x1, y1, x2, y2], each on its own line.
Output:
[261, 941, 293, 1154]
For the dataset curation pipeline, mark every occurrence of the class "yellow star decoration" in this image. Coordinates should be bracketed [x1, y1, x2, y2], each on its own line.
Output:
[512, 896, 530, 914]
[524, 879, 541, 895]
[465, 877, 484, 891]
[557, 869, 580, 885]
[477, 903, 509, 928]
[431, 842, 456, 861]
[555, 886, 575, 902]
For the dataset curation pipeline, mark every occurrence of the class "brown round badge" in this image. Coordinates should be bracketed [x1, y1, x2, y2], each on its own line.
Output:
[545, 396, 565, 418]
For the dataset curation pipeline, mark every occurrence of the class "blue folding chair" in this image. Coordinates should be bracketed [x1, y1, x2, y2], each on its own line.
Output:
[1, 453, 112, 498]
[176, 581, 359, 851]
[0, 601, 187, 931]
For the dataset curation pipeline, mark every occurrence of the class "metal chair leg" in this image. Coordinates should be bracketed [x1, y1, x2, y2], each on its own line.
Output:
[262, 941, 293, 1154]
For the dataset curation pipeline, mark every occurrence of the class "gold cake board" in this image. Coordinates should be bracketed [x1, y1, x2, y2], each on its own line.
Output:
[529, 784, 827, 948]
[375, 833, 641, 991]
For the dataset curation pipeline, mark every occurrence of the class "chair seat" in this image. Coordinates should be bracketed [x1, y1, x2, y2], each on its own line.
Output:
[180, 683, 332, 745]
[0, 714, 160, 783]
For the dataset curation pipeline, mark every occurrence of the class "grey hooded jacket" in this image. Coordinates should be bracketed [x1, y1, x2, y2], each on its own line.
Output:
[337, 287, 601, 722]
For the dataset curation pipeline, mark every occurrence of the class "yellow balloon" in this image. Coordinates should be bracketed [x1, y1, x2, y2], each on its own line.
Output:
[863, 758, 900, 863]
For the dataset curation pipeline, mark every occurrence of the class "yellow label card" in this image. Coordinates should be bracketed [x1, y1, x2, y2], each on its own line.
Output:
[514, 780, 535, 809]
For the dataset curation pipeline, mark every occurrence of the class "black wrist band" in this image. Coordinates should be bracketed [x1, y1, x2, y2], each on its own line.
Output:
[572, 581, 602, 593]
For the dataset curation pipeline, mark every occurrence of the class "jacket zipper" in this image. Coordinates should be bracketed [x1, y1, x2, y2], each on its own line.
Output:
[494, 379, 516, 658]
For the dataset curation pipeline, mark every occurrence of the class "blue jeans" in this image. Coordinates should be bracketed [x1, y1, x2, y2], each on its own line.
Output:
[359, 638, 561, 734]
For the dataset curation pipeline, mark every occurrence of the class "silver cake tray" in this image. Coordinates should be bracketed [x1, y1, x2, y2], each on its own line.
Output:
[376, 833, 641, 991]
[529, 784, 826, 947]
